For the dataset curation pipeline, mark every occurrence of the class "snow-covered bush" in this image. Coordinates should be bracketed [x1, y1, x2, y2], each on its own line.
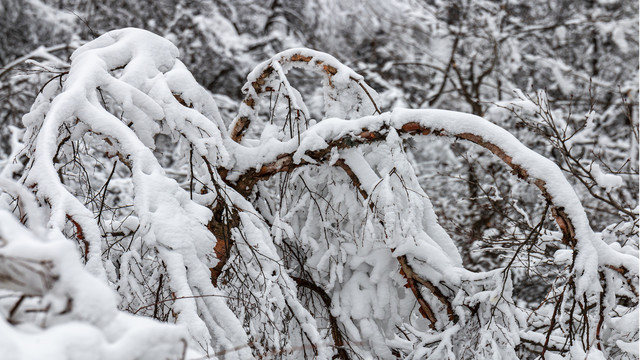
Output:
[0, 177, 189, 360]
[0, 28, 637, 359]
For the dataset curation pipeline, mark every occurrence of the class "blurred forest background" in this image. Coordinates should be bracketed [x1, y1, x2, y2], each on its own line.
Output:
[0, 1, 638, 354]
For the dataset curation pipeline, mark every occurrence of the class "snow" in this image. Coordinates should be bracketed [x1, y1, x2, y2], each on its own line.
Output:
[488, 89, 541, 117]
[390, 109, 637, 288]
[4, 25, 636, 360]
[227, 106, 637, 301]
[0, 203, 189, 360]
[615, 339, 639, 357]
[590, 163, 623, 193]
[611, 26, 629, 53]
[14, 28, 253, 356]
[229, 47, 379, 149]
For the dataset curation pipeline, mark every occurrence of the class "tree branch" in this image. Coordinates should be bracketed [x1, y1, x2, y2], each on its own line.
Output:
[224, 110, 582, 250]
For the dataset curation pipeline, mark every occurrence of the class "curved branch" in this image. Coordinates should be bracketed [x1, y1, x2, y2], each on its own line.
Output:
[226, 110, 568, 246]
[216, 108, 640, 334]
[223, 109, 638, 282]
[229, 49, 380, 142]
[291, 276, 351, 360]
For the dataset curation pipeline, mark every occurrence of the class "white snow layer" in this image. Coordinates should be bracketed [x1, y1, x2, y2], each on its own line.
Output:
[0, 207, 189, 360]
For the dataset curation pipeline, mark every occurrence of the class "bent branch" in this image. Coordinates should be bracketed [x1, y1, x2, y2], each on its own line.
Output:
[224, 110, 581, 248]
[213, 108, 636, 340]
[229, 49, 380, 142]
[219, 108, 637, 289]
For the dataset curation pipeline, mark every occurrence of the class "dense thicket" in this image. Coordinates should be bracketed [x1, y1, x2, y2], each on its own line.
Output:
[0, 1, 637, 359]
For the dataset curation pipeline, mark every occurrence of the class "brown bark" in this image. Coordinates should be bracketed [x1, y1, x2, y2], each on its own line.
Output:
[291, 276, 351, 360]
[226, 120, 580, 249]
[66, 215, 89, 262]
[211, 115, 619, 333]
[229, 52, 379, 143]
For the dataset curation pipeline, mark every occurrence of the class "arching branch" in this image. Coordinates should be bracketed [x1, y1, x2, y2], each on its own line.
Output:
[220, 108, 637, 293]
[229, 49, 380, 142]
[226, 114, 581, 246]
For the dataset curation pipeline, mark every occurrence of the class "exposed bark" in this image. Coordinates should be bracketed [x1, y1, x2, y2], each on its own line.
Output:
[66, 215, 89, 262]
[208, 202, 239, 286]
[291, 276, 351, 360]
[229, 52, 379, 143]
[225, 119, 579, 249]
